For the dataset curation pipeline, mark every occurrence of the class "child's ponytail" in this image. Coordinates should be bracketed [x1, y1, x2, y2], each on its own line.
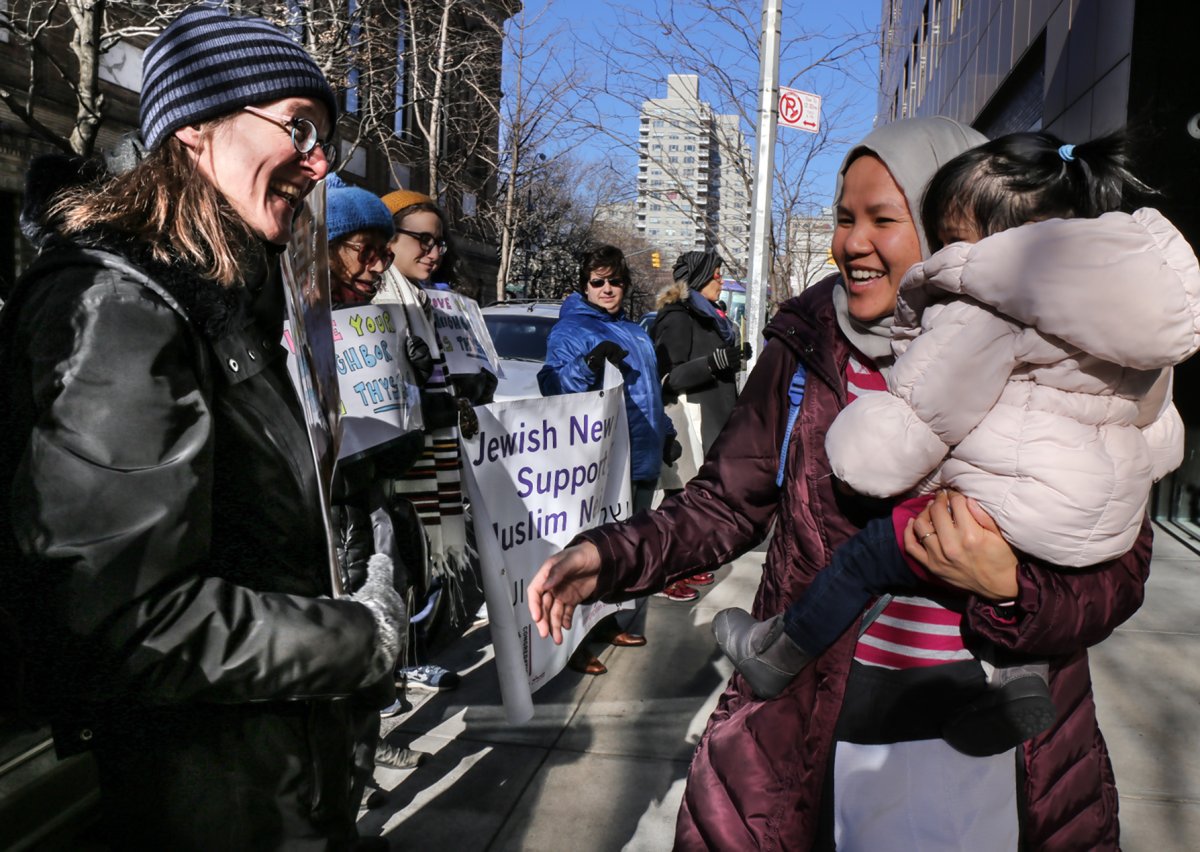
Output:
[922, 129, 1153, 250]
[1062, 131, 1152, 218]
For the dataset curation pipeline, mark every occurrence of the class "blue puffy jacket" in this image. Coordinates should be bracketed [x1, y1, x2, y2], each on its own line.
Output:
[538, 293, 673, 482]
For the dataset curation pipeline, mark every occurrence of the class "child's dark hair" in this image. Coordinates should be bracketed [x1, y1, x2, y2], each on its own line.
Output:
[577, 244, 631, 292]
[921, 129, 1153, 250]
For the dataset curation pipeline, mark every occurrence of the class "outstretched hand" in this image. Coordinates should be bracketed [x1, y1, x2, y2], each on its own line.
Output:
[528, 542, 603, 643]
[903, 490, 1019, 600]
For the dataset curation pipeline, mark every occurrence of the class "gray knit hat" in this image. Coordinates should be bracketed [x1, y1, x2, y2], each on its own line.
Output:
[139, 3, 338, 151]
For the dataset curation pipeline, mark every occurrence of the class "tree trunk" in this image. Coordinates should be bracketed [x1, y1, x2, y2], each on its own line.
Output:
[426, 0, 452, 198]
[67, 0, 106, 157]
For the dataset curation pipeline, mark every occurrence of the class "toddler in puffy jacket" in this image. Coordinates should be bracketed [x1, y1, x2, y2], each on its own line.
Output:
[714, 129, 1200, 756]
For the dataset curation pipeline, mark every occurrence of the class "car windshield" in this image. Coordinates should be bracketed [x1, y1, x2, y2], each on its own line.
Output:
[484, 314, 557, 362]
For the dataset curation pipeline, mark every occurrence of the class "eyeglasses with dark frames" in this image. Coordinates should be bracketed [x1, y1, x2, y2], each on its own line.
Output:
[242, 105, 339, 168]
[339, 240, 394, 269]
[395, 227, 448, 255]
[587, 276, 626, 289]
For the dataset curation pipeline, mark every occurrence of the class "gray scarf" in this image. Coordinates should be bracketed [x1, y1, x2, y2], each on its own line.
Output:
[832, 281, 894, 374]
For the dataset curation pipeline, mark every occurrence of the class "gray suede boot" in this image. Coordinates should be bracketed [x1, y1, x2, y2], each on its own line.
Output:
[712, 608, 811, 699]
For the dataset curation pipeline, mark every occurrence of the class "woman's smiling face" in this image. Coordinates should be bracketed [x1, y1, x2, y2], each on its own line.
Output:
[184, 96, 333, 244]
[831, 154, 923, 322]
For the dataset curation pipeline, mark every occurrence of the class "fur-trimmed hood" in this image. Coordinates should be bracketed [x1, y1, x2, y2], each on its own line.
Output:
[654, 279, 690, 310]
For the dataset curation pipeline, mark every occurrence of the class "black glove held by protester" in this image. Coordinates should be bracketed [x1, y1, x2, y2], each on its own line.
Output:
[586, 341, 629, 375]
[663, 436, 683, 465]
[406, 335, 435, 386]
[708, 344, 744, 374]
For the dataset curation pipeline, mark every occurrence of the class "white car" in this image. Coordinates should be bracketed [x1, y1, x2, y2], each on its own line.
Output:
[480, 300, 562, 402]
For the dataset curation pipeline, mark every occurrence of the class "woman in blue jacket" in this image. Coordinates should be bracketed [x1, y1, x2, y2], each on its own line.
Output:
[538, 245, 679, 510]
[538, 245, 680, 673]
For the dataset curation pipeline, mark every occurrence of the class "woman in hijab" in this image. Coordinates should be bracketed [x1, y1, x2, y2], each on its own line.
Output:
[526, 117, 1151, 850]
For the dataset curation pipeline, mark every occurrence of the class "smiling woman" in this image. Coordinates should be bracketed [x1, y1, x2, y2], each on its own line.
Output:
[0, 4, 404, 848]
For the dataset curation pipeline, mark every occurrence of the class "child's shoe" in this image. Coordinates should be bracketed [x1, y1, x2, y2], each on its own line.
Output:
[941, 661, 1056, 756]
[712, 609, 810, 699]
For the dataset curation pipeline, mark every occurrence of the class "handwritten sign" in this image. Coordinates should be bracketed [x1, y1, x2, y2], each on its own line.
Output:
[335, 305, 423, 461]
[461, 365, 630, 722]
[427, 290, 504, 378]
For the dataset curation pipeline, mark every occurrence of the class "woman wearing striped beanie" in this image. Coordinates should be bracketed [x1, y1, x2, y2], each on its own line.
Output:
[1, 4, 404, 846]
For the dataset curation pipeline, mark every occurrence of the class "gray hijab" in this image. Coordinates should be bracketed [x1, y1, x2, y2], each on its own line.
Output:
[832, 117, 988, 364]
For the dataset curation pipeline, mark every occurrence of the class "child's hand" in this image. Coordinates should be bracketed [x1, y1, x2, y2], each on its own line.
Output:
[904, 490, 1019, 600]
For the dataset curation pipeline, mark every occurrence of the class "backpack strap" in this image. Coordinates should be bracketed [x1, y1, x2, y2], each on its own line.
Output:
[776, 360, 807, 487]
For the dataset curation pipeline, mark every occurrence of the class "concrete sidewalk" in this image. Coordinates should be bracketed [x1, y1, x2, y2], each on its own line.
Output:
[359, 530, 1199, 851]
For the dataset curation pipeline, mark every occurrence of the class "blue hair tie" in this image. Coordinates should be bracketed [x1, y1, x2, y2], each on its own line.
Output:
[1058, 144, 1076, 162]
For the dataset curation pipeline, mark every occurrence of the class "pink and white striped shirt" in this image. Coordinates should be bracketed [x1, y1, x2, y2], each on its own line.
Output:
[844, 351, 973, 670]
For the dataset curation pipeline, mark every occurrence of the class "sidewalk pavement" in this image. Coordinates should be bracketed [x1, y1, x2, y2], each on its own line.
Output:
[359, 529, 1199, 851]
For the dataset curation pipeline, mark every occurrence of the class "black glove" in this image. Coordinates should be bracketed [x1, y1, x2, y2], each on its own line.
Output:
[663, 436, 683, 465]
[406, 335, 435, 386]
[456, 397, 480, 439]
[741, 342, 753, 362]
[585, 341, 629, 375]
[707, 344, 745, 374]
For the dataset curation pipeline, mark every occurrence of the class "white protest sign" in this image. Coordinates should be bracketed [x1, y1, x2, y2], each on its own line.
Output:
[778, 86, 821, 133]
[461, 365, 631, 723]
[328, 304, 423, 462]
[427, 290, 504, 378]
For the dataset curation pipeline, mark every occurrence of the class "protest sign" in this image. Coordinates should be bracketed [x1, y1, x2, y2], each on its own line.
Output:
[325, 304, 423, 462]
[427, 290, 504, 378]
[461, 365, 631, 723]
[279, 182, 343, 593]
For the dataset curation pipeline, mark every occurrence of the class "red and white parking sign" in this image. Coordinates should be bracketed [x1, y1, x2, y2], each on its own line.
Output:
[778, 87, 821, 133]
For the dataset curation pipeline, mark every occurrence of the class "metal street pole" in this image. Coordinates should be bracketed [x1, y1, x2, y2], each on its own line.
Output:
[742, 0, 782, 379]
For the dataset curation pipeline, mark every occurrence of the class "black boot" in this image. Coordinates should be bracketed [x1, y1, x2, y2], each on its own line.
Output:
[942, 661, 1056, 756]
[712, 609, 810, 699]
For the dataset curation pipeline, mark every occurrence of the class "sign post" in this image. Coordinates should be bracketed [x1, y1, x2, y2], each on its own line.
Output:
[743, 0, 783, 378]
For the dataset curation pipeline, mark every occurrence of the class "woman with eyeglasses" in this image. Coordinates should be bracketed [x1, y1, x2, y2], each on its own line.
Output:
[536, 245, 679, 674]
[373, 188, 491, 693]
[0, 6, 404, 847]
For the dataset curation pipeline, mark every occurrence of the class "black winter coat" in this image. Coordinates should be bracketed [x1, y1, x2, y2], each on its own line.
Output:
[652, 286, 738, 452]
[1, 163, 386, 849]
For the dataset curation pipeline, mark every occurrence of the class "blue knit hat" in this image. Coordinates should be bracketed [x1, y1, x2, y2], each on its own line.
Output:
[139, 3, 338, 150]
[326, 175, 396, 243]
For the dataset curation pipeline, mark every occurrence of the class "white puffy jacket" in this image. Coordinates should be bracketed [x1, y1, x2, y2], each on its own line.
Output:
[826, 208, 1200, 566]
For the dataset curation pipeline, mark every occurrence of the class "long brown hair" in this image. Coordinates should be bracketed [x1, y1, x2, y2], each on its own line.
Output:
[50, 123, 255, 287]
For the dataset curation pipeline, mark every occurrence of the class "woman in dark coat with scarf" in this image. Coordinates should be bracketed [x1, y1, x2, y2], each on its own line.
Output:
[0, 6, 403, 847]
[527, 117, 1149, 850]
[652, 250, 748, 455]
[652, 250, 750, 598]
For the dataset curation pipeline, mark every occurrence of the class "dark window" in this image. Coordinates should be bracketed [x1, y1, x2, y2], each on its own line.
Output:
[483, 315, 557, 361]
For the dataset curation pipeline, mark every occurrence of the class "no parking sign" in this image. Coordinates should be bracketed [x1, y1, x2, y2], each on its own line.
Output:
[778, 86, 821, 133]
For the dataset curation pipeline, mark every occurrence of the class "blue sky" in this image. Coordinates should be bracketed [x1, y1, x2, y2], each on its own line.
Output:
[510, 0, 883, 213]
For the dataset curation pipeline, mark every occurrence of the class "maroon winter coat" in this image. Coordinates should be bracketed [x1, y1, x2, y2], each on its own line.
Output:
[579, 277, 1151, 851]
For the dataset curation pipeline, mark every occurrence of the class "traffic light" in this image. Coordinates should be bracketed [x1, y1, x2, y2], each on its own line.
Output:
[650, 251, 661, 269]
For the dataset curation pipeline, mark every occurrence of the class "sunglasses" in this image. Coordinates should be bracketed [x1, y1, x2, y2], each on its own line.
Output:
[242, 105, 339, 168]
[340, 241, 394, 268]
[396, 227, 448, 255]
[588, 277, 626, 289]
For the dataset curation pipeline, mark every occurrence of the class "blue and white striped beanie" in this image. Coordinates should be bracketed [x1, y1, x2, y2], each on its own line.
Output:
[139, 4, 338, 151]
